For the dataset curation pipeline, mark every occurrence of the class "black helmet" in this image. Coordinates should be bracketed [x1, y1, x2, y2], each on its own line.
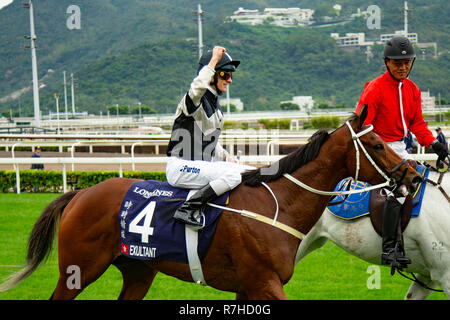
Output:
[383, 36, 416, 59]
[198, 49, 240, 72]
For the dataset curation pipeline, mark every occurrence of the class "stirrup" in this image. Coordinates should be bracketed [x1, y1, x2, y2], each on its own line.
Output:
[382, 244, 411, 270]
[173, 208, 206, 230]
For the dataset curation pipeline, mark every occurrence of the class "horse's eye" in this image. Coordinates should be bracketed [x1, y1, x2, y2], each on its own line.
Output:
[374, 144, 384, 151]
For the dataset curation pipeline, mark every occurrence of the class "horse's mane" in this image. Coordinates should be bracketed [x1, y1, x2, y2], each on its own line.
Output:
[241, 129, 331, 186]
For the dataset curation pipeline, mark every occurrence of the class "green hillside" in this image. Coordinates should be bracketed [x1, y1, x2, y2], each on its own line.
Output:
[0, 0, 448, 116]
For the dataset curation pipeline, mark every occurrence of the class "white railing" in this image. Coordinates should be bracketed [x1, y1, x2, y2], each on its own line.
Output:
[0, 133, 312, 155]
[0, 153, 439, 194]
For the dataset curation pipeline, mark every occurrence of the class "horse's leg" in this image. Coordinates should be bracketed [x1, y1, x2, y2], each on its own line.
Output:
[243, 275, 287, 300]
[439, 271, 450, 299]
[51, 180, 133, 299]
[235, 290, 248, 300]
[113, 256, 157, 300]
[51, 279, 79, 300]
[404, 274, 439, 300]
[50, 249, 116, 300]
[236, 262, 287, 299]
[295, 217, 329, 264]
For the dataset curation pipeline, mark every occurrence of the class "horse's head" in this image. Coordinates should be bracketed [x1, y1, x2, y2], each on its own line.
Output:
[344, 104, 422, 194]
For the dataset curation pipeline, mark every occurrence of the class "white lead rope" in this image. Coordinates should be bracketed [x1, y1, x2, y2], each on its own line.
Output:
[207, 121, 397, 239]
[282, 173, 391, 196]
[282, 121, 395, 196]
[207, 182, 305, 239]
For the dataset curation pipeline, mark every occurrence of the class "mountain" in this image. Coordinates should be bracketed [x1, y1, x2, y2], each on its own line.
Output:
[0, 0, 448, 116]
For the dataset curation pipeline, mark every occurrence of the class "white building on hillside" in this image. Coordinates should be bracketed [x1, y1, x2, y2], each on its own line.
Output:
[229, 7, 314, 27]
[331, 30, 419, 49]
[293, 96, 314, 111]
[380, 30, 418, 43]
[421, 90, 435, 109]
[330, 32, 374, 47]
[281, 96, 314, 111]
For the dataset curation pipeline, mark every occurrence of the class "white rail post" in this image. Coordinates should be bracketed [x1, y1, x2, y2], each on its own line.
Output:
[62, 163, 67, 193]
[71, 141, 81, 171]
[131, 142, 143, 171]
[14, 164, 20, 194]
[11, 142, 22, 162]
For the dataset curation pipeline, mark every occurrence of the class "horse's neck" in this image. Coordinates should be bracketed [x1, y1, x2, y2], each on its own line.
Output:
[276, 145, 349, 236]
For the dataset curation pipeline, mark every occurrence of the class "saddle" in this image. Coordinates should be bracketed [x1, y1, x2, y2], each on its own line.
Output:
[327, 164, 429, 236]
[368, 190, 413, 237]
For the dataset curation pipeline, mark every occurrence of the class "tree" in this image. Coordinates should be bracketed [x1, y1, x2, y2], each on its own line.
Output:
[131, 105, 157, 115]
[315, 102, 330, 109]
[107, 105, 130, 115]
[279, 102, 299, 110]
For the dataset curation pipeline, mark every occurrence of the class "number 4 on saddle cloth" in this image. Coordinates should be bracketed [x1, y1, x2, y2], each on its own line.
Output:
[327, 164, 429, 220]
[118, 180, 229, 263]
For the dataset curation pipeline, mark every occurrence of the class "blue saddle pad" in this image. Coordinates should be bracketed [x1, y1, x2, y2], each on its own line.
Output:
[327, 165, 429, 220]
[118, 180, 229, 263]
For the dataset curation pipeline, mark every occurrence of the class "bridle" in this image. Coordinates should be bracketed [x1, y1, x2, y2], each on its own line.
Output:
[206, 120, 411, 242]
[283, 121, 407, 196]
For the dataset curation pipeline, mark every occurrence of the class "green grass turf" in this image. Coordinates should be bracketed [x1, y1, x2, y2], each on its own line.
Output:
[0, 193, 445, 300]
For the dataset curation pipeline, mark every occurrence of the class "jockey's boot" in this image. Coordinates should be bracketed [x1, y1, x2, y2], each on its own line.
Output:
[381, 195, 411, 269]
[173, 184, 218, 228]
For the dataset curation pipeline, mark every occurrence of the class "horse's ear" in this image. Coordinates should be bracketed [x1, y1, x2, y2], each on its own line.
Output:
[357, 104, 369, 129]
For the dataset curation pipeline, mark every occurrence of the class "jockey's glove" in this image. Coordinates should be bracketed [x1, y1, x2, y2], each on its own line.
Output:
[431, 139, 449, 161]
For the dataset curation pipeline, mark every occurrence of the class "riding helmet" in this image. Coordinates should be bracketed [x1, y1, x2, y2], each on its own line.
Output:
[198, 49, 240, 73]
[383, 36, 416, 60]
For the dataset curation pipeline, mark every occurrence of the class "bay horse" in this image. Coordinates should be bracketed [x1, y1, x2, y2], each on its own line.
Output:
[0, 105, 422, 299]
[295, 169, 450, 299]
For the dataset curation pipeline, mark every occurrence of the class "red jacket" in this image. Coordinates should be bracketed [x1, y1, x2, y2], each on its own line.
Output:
[356, 71, 435, 147]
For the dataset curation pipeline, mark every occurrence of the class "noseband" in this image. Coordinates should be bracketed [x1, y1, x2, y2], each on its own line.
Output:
[387, 159, 409, 186]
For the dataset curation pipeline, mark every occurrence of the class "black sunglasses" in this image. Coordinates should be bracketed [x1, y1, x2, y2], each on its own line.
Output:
[218, 70, 233, 81]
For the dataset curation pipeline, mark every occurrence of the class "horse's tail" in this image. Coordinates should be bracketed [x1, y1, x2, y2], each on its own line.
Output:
[0, 190, 79, 292]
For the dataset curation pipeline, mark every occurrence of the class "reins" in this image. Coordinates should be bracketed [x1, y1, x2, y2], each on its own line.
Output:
[282, 121, 398, 196]
[393, 160, 448, 292]
[395, 268, 444, 293]
[208, 120, 404, 239]
[423, 159, 450, 203]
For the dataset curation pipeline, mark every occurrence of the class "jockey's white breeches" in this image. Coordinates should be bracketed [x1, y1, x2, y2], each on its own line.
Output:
[386, 140, 412, 160]
[166, 157, 255, 196]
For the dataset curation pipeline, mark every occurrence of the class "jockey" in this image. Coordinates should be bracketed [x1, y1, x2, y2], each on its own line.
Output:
[165, 46, 253, 227]
[356, 36, 449, 269]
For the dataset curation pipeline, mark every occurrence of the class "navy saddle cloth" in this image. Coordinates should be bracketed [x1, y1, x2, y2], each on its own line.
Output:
[327, 165, 429, 220]
[118, 180, 229, 263]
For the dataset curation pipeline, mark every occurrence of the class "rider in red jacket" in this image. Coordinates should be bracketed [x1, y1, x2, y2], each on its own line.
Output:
[356, 71, 435, 149]
[356, 36, 448, 270]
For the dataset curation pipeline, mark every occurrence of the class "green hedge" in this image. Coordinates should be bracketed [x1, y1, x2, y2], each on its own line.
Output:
[0, 170, 166, 193]
[310, 116, 340, 129]
[257, 119, 291, 130]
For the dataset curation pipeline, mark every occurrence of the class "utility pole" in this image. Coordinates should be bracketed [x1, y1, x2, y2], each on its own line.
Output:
[404, 1, 408, 37]
[438, 92, 442, 123]
[54, 93, 60, 134]
[70, 73, 76, 115]
[193, 4, 204, 59]
[63, 71, 68, 120]
[226, 85, 231, 115]
[23, 0, 40, 127]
